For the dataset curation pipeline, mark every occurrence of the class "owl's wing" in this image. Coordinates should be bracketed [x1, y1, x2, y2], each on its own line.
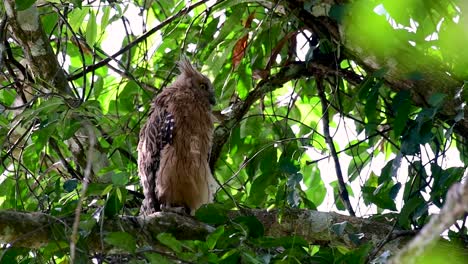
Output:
[138, 104, 175, 215]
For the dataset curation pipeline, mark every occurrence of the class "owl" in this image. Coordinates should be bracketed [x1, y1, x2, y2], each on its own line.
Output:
[138, 58, 217, 215]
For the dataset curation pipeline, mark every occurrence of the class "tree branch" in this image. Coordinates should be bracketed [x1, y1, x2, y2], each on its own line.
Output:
[4, 0, 72, 95]
[316, 77, 355, 216]
[0, 209, 406, 258]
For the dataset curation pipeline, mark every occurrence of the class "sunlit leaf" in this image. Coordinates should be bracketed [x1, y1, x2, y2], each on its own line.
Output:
[86, 11, 97, 46]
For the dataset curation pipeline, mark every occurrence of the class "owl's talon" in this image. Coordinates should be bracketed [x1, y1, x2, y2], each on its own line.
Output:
[160, 204, 191, 215]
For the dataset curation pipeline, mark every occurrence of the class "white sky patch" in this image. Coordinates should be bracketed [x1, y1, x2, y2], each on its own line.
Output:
[57, 52, 71, 71]
[101, 4, 143, 55]
[373, 4, 386, 15]
[374, 4, 419, 33]
[296, 29, 312, 61]
[206, 0, 217, 8]
[291, 124, 300, 135]
[187, 43, 197, 53]
[409, 18, 419, 31]
[212, 9, 226, 39]
[276, 88, 298, 108]
[425, 32, 439, 41]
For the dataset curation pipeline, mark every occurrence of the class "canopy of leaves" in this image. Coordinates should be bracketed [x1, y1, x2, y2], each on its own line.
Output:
[0, 0, 466, 263]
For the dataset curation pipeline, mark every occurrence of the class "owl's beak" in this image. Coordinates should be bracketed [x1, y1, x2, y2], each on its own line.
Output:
[209, 90, 216, 105]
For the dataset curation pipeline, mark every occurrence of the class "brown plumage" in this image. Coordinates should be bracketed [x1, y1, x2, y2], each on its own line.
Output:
[138, 58, 217, 215]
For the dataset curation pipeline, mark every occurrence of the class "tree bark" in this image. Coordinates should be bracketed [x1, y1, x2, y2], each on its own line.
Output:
[0, 209, 408, 257]
[3, 0, 71, 94]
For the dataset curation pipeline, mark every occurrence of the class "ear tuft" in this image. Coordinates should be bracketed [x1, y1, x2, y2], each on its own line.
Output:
[177, 56, 198, 77]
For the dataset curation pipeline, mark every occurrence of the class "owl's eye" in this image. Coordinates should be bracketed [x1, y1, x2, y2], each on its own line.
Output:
[200, 83, 208, 90]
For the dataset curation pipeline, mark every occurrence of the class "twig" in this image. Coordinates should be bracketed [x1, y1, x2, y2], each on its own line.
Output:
[316, 77, 355, 216]
[70, 123, 96, 264]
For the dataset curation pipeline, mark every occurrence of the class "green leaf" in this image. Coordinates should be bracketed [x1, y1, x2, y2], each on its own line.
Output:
[257, 236, 308, 248]
[330, 181, 354, 211]
[104, 188, 125, 217]
[248, 172, 278, 206]
[392, 90, 412, 138]
[104, 232, 136, 253]
[71, 0, 83, 8]
[286, 173, 302, 208]
[62, 118, 82, 140]
[220, 249, 240, 263]
[362, 180, 398, 211]
[302, 163, 325, 207]
[92, 76, 104, 98]
[0, 248, 29, 263]
[399, 195, 425, 228]
[364, 80, 381, 135]
[63, 179, 79, 192]
[428, 93, 446, 107]
[69, 7, 88, 32]
[348, 158, 365, 182]
[111, 171, 129, 186]
[233, 215, 264, 238]
[144, 253, 173, 264]
[341, 243, 372, 263]
[195, 203, 228, 225]
[118, 81, 139, 113]
[100, 6, 111, 34]
[15, 0, 36, 11]
[86, 10, 98, 46]
[157, 233, 183, 253]
[241, 252, 263, 264]
[206, 226, 225, 250]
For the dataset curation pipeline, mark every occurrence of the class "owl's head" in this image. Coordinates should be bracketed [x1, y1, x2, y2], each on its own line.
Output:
[177, 58, 216, 106]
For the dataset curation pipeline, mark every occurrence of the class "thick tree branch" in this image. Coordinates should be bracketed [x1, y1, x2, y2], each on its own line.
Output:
[0, 211, 213, 251]
[0, 209, 407, 258]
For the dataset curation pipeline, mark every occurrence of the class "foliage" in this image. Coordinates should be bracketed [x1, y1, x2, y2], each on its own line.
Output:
[0, 0, 467, 263]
